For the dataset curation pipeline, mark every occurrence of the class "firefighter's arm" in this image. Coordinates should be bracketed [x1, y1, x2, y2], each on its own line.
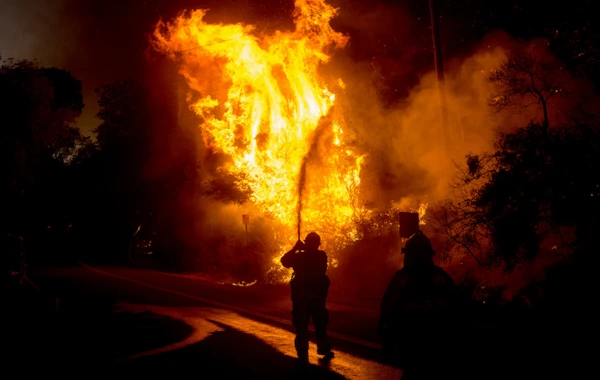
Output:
[280, 240, 304, 268]
[280, 250, 295, 268]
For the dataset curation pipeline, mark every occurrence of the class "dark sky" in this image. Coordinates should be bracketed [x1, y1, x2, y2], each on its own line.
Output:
[0, 0, 594, 135]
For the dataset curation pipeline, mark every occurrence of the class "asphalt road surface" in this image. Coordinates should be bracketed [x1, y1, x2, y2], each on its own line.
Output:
[18, 263, 399, 379]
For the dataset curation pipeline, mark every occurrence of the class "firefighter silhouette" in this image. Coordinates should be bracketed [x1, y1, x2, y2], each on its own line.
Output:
[379, 230, 455, 379]
[281, 232, 333, 365]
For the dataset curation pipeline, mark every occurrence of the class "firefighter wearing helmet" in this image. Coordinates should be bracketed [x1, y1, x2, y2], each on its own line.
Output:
[281, 232, 333, 365]
[379, 230, 456, 379]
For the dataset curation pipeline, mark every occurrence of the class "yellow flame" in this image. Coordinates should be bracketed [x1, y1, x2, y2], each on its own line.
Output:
[153, 0, 366, 282]
[418, 203, 428, 225]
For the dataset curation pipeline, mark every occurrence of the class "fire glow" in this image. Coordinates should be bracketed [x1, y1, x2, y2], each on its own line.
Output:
[153, 0, 426, 281]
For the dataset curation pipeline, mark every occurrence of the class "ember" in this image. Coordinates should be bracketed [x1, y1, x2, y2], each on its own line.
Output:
[232, 280, 258, 287]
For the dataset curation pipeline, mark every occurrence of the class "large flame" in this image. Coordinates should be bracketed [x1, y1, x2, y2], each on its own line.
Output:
[153, 0, 366, 260]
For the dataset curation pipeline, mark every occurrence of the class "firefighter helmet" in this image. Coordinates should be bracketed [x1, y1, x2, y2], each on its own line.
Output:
[402, 231, 435, 256]
[304, 232, 321, 247]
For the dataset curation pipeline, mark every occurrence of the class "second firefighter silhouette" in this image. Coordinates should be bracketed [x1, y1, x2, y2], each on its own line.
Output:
[379, 230, 456, 379]
[281, 232, 334, 364]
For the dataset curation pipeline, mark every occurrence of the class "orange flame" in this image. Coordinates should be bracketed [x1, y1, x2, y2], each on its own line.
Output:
[418, 203, 428, 225]
[232, 280, 257, 287]
[153, 0, 368, 281]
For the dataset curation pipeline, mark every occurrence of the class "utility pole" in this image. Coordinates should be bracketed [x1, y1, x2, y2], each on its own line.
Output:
[429, 0, 450, 165]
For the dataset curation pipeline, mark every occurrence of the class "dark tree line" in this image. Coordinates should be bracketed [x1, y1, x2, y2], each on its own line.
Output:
[1, 56, 205, 275]
[2, 57, 87, 271]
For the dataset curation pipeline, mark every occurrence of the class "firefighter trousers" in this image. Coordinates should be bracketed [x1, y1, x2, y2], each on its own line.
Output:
[291, 297, 330, 358]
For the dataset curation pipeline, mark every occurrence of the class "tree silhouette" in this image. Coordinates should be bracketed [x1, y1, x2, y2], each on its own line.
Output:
[70, 78, 205, 269]
[1, 56, 89, 268]
[68, 79, 156, 263]
[488, 52, 569, 127]
[433, 123, 599, 271]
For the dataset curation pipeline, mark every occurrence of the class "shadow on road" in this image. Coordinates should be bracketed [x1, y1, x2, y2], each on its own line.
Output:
[7, 284, 348, 379]
[7, 293, 193, 368]
[118, 319, 348, 379]
[111, 308, 194, 359]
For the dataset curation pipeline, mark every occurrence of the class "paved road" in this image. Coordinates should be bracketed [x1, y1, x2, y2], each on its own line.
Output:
[22, 264, 398, 379]
[18, 263, 590, 379]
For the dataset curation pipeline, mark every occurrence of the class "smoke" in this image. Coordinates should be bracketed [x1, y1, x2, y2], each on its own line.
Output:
[307, 32, 513, 297]
[0, 0, 73, 66]
[331, 36, 509, 208]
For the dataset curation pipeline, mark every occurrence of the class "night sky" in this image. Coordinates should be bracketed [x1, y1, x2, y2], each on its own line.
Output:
[1, 0, 595, 135]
